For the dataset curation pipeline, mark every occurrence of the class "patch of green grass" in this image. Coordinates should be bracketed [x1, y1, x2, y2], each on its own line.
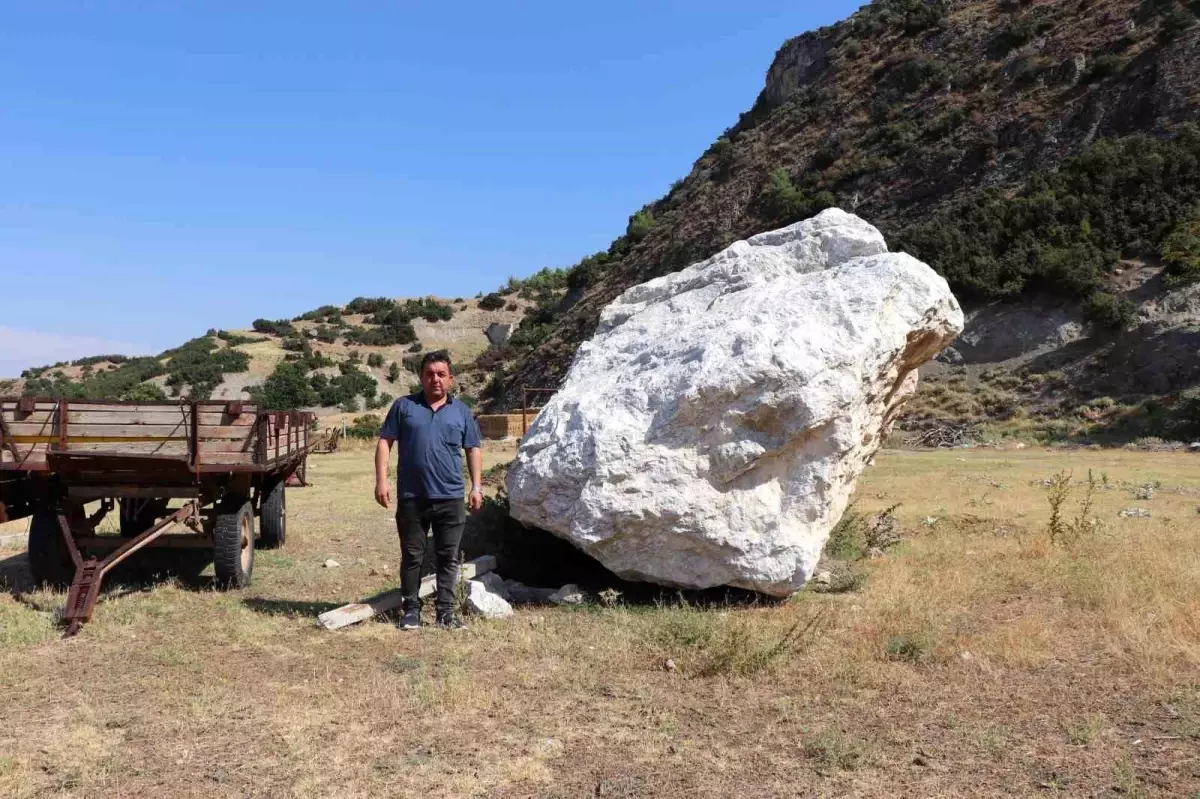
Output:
[884, 633, 928, 662]
[802, 729, 868, 770]
[0, 601, 58, 647]
[647, 602, 824, 677]
[1061, 713, 1107, 746]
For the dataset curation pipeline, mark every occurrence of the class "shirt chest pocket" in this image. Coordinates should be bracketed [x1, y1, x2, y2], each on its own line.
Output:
[439, 424, 463, 448]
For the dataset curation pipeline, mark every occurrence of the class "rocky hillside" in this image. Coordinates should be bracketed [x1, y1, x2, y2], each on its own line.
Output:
[6, 296, 529, 421]
[490, 0, 1200, 441]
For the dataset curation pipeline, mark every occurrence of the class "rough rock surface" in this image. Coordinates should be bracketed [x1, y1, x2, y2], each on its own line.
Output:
[464, 580, 514, 619]
[506, 209, 963, 597]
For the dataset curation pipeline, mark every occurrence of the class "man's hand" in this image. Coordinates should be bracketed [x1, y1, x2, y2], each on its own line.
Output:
[375, 481, 391, 509]
[468, 487, 484, 513]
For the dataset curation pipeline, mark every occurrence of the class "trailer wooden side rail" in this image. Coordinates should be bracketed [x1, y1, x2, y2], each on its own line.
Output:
[0, 397, 315, 636]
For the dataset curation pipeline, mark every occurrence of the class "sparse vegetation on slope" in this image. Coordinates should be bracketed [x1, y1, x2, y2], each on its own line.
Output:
[488, 0, 1200, 412]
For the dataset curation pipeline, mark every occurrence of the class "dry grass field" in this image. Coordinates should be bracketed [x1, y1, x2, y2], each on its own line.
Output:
[1, 444, 1198, 797]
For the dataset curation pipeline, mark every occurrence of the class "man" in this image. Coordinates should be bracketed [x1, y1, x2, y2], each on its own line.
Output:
[375, 350, 484, 630]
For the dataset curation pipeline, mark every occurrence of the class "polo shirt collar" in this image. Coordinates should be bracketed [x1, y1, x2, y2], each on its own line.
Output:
[415, 392, 454, 408]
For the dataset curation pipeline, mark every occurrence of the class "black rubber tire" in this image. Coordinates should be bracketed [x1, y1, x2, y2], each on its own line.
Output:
[258, 481, 286, 550]
[27, 509, 75, 589]
[212, 498, 254, 589]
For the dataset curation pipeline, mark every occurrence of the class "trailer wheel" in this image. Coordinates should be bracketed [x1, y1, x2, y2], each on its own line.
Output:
[28, 509, 75, 589]
[258, 480, 286, 550]
[212, 499, 254, 589]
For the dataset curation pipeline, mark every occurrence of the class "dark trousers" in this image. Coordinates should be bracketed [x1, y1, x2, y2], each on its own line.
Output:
[396, 498, 466, 614]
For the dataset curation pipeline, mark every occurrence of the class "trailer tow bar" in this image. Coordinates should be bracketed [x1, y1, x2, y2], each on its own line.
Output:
[60, 501, 200, 638]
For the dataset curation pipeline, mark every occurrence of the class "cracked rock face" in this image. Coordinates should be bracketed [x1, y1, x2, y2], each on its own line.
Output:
[506, 209, 963, 597]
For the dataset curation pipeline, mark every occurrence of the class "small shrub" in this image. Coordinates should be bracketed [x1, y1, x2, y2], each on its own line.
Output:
[1044, 470, 1100, 546]
[387, 362, 401, 383]
[217, 331, 265, 347]
[1082, 292, 1135, 329]
[366, 353, 385, 368]
[478, 293, 506, 311]
[345, 297, 395, 315]
[885, 633, 928, 662]
[650, 602, 825, 678]
[251, 318, 296, 337]
[1083, 55, 1124, 83]
[879, 55, 948, 94]
[345, 414, 382, 439]
[1162, 218, 1200, 283]
[626, 209, 656, 242]
[803, 730, 867, 771]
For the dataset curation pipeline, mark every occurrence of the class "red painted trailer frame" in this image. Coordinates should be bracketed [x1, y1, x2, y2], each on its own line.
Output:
[0, 397, 314, 636]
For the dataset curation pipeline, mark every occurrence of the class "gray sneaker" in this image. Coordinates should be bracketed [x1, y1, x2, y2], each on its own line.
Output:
[435, 612, 467, 631]
[398, 605, 421, 631]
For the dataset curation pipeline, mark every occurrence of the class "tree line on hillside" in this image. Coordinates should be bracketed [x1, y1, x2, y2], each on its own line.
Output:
[895, 127, 1200, 326]
[18, 335, 251, 401]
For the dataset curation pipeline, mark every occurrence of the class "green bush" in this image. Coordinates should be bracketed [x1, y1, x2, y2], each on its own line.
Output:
[162, 337, 251, 399]
[626, 209, 657, 242]
[295, 305, 342, 322]
[1162, 218, 1200, 282]
[896, 128, 1200, 301]
[402, 297, 454, 322]
[367, 353, 385, 368]
[346, 414, 382, 439]
[878, 55, 947, 95]
[761, 168, 836, 224]
[1082, 292, 1136, 329]
[346, 297, 394, 315]
[387, 362, 401, 383]
[73, 354, 129, 367]
[216, 331, 265, 346]
[280, 336, 307, 352]
[251, 318, 296, 337]
[478, 293, 506, 311]
[1084, 55, 1124, 82]
[253, 361, 318, 409]
[343, 321, 416, 347]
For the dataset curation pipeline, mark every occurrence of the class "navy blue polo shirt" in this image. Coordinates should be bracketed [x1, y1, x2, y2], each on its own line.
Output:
[379, 393, 482, 500]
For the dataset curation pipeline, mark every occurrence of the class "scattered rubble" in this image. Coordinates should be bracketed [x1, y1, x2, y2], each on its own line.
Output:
[549, 584, 586, 605]
[464, 580, 514, 619]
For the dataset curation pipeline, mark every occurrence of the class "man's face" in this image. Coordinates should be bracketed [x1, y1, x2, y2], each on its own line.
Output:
[421, 360, 453, 401]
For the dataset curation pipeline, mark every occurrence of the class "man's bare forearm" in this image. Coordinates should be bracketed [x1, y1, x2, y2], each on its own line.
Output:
[467, 447, 482, 490]
[375, 438, 392, 486]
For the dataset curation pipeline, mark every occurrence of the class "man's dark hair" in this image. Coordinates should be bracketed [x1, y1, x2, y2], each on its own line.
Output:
[420, 350, 452, 374]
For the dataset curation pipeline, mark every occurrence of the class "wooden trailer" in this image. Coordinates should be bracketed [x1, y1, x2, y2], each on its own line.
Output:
[0, 396, 314, 636]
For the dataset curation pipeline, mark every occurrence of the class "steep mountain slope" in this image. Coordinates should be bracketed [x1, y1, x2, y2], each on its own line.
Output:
[492, 0, 1200, 439]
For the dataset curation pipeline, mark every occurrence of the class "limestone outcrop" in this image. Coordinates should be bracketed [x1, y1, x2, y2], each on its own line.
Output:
[506, 209, 963, 596]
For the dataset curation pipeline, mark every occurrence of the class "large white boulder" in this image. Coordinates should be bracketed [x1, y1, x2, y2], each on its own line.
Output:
[506, 209, 963, 597]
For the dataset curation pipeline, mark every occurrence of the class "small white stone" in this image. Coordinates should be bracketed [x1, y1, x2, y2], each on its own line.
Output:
[323, 559, 340, 569]
[465, 580, 514, 619]
[548, 584, 585, 605]
[814, 570, 833, 586]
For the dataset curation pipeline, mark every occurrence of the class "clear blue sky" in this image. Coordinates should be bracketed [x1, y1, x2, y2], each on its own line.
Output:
[0, 1, 863, 376]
